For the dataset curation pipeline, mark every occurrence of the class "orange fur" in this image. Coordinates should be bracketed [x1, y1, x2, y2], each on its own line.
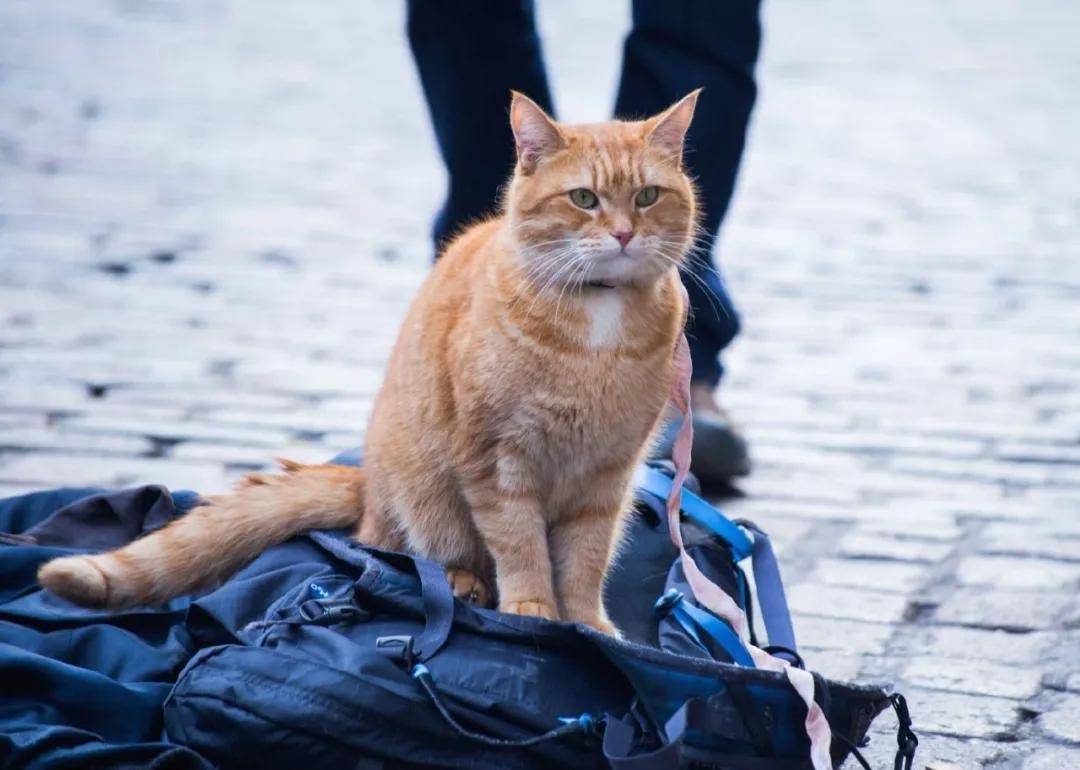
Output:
[38, 91, 702, 633]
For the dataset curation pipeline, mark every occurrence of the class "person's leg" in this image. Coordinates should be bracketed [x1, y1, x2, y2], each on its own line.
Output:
[407, 0, 556, 251]
[616, 0, 762, 480]
[616, 0, 760, 385]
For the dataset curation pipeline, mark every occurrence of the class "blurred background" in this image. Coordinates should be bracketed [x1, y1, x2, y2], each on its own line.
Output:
[1, 2, 1078, 766]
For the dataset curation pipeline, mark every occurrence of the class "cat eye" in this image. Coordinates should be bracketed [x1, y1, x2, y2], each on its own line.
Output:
[569, 188, 599, 209]
[635, 186, 660, 207]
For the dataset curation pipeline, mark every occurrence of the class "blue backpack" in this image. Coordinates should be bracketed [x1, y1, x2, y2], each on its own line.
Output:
[163, 459, 916, 770]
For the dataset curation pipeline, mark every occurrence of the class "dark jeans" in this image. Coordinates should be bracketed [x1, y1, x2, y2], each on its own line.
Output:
[407, 0, 761, 386]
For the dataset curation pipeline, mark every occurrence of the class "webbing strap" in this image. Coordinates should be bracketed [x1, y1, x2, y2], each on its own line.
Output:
[603, 701, 702, 770]
[412, 557, 455, 661]
[638, 466, 753, 559]
[743, 522, 798, 658]
[670, 596, 755, 667]
[665, 288, 831, 770]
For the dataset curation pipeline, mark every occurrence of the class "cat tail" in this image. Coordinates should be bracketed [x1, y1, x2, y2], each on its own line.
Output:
[37, 459, 365, 609]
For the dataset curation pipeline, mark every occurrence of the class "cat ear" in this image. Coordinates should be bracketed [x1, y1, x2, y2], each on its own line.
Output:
[510, 91, 564, 175]
[645, 89, 701, 163]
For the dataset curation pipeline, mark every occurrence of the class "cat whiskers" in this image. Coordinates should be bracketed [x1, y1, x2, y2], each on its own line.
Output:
[550, 253, 589, 327]
[515, 247, 585, 322]
[649, 244, 729, 322]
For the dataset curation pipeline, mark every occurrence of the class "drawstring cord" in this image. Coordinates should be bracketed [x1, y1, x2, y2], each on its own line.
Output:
[410, 664, 598, 748]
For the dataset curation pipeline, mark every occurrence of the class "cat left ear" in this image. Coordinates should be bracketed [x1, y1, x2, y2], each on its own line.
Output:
[510, 91, 565, 175]
[645, 89, 701, 163]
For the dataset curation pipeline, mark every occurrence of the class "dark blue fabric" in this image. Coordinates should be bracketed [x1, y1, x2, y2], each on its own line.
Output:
[0, 488, 210, 770]
[406, 0, 556, 250]
[1, 472, 886, 769]
[406, 0, 759, 385]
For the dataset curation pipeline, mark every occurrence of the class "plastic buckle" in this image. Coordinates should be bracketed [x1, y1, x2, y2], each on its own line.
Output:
[653, 588, 683, 619]
[297, 599, 325, 621]
[376, 634, 416, 667]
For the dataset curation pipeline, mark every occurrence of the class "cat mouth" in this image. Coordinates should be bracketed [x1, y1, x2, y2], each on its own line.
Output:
[580, 252, 649, 286]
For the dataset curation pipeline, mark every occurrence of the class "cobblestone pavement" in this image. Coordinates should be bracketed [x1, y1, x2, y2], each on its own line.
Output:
[2, 1, 1079, 767]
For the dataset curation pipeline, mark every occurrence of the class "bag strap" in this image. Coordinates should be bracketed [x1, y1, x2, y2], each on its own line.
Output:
[657, 589, 755, 667]
[373, 555, 455, 664]
[412, 557, 455, 660]
[739, 520, 799, 663]
[601, 700, 692, 770]
[637, 466, 753, 559]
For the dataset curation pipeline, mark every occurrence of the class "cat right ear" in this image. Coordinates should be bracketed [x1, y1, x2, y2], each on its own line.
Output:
[510, 92, 564, 175]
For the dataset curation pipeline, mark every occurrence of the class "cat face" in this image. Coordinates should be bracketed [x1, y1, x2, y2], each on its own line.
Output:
[506, 92, 700, 289]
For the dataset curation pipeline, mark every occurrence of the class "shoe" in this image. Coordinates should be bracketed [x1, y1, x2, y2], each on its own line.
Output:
[652, 407, 751, 486]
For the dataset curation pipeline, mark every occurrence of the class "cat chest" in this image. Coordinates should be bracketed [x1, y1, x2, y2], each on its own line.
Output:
[512, 362, 669, 445]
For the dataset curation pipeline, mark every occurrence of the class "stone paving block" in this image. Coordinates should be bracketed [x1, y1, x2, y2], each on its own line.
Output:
[838, 531, 954, 563]
[808, 557, 929, 593]
[168, 442, 277, 468]
[905, 626, 1052, 666]
[933, 590, 1080, 632]
[899, 688, 1020, 740]
[0, 452, 229, 493]
[857, 510, 964, 542]
[58, 415, 292, 447]
[979, 522, 1080, 561]
[888, 454, 1054, 486]
[902, 656, 1043, 700]
[955, 555, 1080, 590]
[1023, 747, 1080, 770]
[168, 440, 337, 468]
[858, 729, 1002, 770]
[722, 496, 864, 523]
[198, 407, 363, 436]
[0, 427, 154, 456]
[1038, 693, 1080, 744]
[792, 616, 895, 657]
[789, 583, 910, 624]
[806, 653, 866, 683]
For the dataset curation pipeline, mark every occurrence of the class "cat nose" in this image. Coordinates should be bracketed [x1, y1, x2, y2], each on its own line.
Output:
[611, 230, 634, 249]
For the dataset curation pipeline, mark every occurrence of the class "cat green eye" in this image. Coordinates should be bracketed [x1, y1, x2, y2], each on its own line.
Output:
[635, 186, 659, 207]
[569, 188, 599, 209]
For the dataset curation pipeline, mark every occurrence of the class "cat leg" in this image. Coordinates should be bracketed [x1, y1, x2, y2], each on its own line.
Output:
[549, 483, 634, 635]
[368, 469, 494, 607]
[461, 454, 558, 620]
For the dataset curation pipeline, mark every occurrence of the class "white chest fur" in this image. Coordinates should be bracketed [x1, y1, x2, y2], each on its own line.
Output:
[585, 290, 624, 348]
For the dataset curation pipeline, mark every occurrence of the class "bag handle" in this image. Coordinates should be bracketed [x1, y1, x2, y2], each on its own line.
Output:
[374, 555, 455, 664]
[738, 520, 799, 663]
[412, 557, 455, 660]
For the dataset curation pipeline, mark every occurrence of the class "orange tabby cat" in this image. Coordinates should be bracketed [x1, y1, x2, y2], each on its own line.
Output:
[38, 91, 700, 634]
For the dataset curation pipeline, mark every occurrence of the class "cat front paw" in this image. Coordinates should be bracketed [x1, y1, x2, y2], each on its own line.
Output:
[444, 567, 491, 607]
[502, 599, 558, 620]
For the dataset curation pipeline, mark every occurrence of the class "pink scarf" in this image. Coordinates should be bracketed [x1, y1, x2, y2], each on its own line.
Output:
[666, 304, 832, 769]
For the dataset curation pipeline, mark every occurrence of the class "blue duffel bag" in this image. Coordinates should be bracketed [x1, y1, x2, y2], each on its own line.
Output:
[163, 461, 916, 770]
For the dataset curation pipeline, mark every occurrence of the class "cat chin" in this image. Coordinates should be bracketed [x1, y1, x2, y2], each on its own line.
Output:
[580, 254, 671, 288]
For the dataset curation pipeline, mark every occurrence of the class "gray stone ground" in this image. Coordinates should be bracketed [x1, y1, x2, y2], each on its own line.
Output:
[1, 1, 1078, 767]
